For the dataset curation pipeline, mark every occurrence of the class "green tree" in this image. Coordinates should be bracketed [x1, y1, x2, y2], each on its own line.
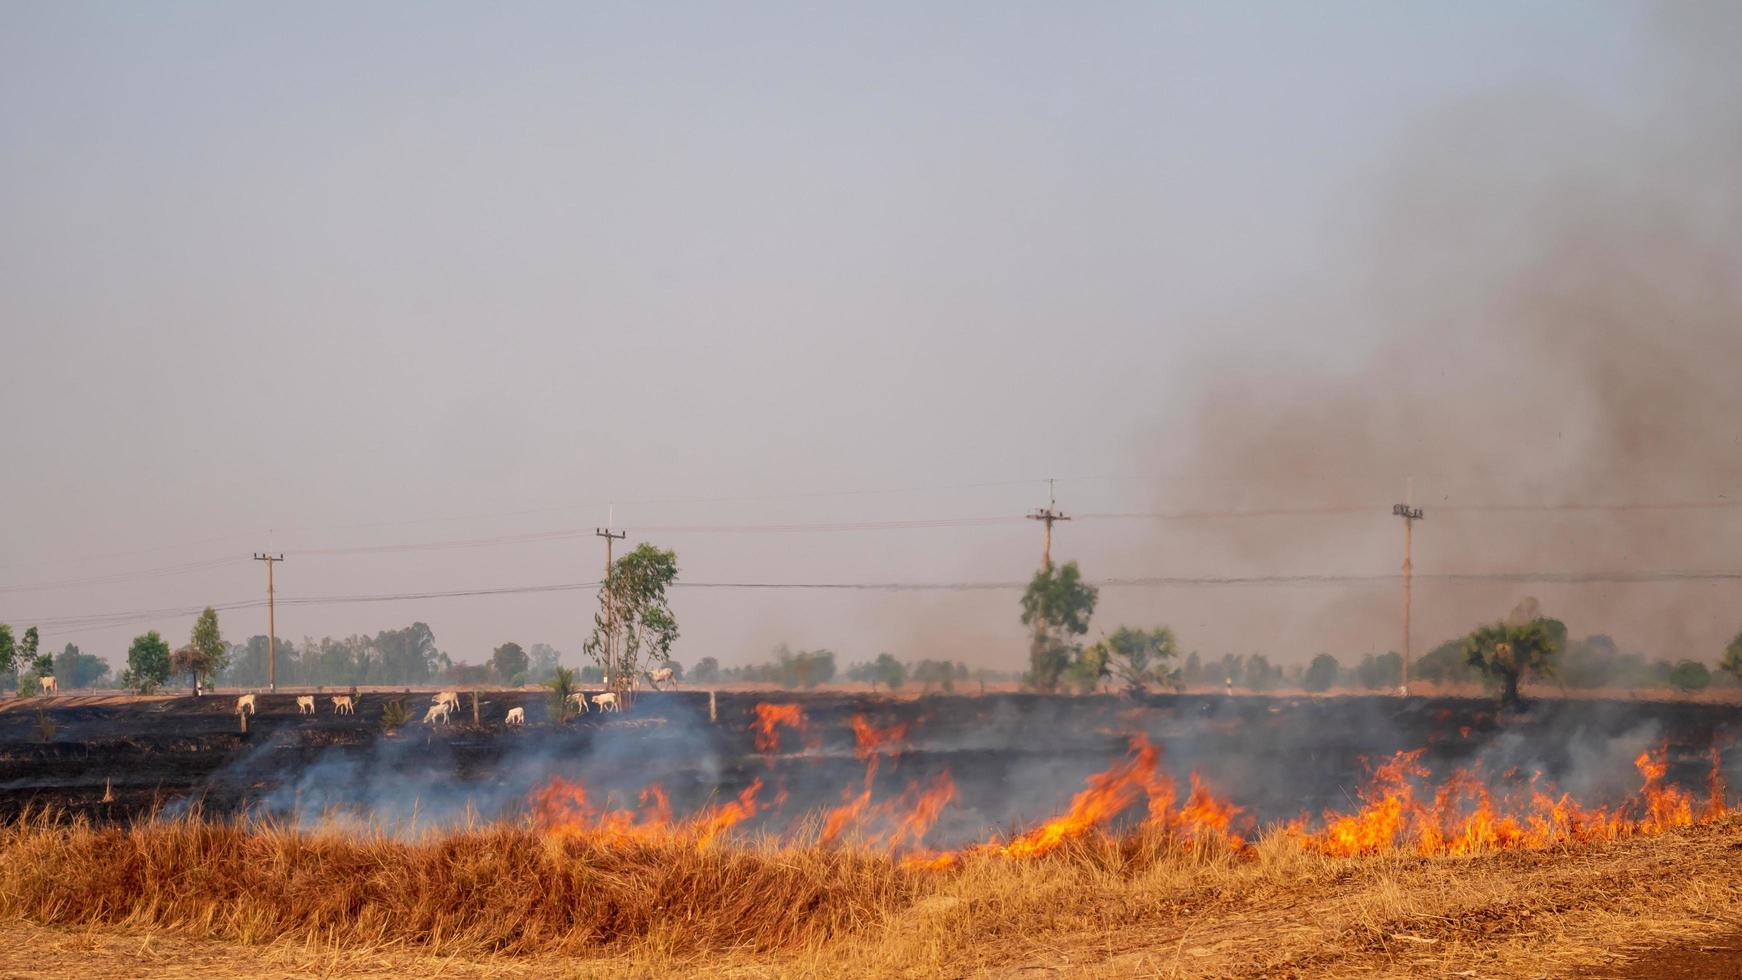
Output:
[585, 543, 680, 692]
[1094, 627, 1181, 695]
[122, 631, 172, 693]
[1355, 651, 1403, 690]
[53, 644, 110, 689]
[491, 642, 530, 685]
[912, 659, 957, 692]
[1066, 642, 1110, 694]
[1020, 561, 1098, 692]
[793, 649, 836, 688]
[1244, 653, 1282, 691]
[872, 652, 906, 691]
[1462, 599, 1566, 706]
[1720, 630, 1742, 684]
[691, 656, 721, 685]
[1181, 651, 1203, 685]
[1669, 660, 1711, 693]
[375, 623, 441, 684]
[526, 643, 562, 684]
[0, 624, 14, 677]
[21, 627, 48, 677]
[171, 607, 228, 688]
[1411, 638, 1477, 686]
[1303, 653, 1340, 693]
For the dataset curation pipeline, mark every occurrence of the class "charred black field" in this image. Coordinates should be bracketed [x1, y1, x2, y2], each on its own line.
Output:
[1, 690, 1734, 843]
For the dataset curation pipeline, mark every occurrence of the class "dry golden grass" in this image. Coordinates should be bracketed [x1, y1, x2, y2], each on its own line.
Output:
[2, 811, 1739, 978]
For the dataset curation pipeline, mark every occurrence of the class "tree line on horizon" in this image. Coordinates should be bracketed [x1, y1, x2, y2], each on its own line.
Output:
[6, 545, 1742, 703]
[1017, 559, 1742, 705]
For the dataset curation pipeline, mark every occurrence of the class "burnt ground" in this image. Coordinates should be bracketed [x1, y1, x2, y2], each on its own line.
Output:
[0, 690, 1735, 841]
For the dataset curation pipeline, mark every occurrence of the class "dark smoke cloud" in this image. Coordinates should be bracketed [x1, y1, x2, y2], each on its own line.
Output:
[1134, 3, 1742, 662]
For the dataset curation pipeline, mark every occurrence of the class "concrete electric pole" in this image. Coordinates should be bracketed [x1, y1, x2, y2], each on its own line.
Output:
[1392, 489, 1424, 698]
[595, 525, 626, 689]
[1027, 478, 1070, 570]
[252, 552, 285, 691]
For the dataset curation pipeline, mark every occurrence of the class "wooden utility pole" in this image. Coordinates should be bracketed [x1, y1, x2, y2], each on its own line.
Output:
[1392, 488, 1424, 698]
[1026, 479, 1070, 569]
[253, 553, 285, 691]
[595, 526, 626, 689]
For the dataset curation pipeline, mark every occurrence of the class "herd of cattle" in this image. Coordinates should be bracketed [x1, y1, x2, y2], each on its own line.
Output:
[228, 665, 677, 726]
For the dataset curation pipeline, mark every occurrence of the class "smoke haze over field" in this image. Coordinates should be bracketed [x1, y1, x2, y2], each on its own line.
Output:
[1115, 1, 1742, 660]
[2, 3, 1737, 671]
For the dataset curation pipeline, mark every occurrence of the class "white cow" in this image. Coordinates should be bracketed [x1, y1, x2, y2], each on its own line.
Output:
[568, 691, 590, 714]
[649, 667, 675, 690]
[331, 695, 355, 715]
[505, 706, 525, 726]
[423, 701, 452, 725]
[591, 692, 619, 713]
[38, 676, 57, 696]
[433, 691, 461, 711]
[235, 694, 257, 715]
[296, 695, 315, 715]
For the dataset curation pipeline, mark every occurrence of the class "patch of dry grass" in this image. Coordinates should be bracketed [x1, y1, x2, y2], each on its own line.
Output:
[0, 809, 914, 959]
[2, 811, 1740, 978]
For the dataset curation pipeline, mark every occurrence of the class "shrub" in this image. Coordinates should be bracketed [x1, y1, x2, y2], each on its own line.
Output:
[380, 699, 411, 732]
[546, 666, 579, 723]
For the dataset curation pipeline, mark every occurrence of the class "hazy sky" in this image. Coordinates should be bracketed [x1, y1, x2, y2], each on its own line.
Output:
[6, 3, 1705, 672]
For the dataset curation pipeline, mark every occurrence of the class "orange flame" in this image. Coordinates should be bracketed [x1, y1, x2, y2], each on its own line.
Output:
[849, 714, 909, 758]
[531, 776, 765, 847]
[1291, 743, 1723, 857]
[751, 703, 806, 753]
[529, 721, 1729, 872]
[821, 715, 952, 848]
[1003, 736, 1161, 858]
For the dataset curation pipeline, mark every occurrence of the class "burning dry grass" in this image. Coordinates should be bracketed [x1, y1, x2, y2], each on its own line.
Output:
[3, 813, 1740, 978]
[4, 708, 1738, 975]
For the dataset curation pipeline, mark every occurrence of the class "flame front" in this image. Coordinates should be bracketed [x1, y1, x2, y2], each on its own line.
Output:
[528, 712, 1730, 870]
[1289, 744, 1720, 856]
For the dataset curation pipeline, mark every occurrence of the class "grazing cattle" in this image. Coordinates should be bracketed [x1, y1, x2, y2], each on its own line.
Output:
[296, 695, 315, 715]
[38, 676, 57, 696]
[423, 701, 452, 725]
[331, 695, 355, 715]
[505, 706, 525, 726]
[591, 692, 619, 713]
[433, 691, 460, 711]
[568, 691, 590, 714]
[649, 667, 675, 690]
[236, 694, 257, 715]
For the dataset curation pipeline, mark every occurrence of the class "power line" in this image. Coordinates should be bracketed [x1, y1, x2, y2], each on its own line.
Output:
[3, 497, 1737, 596]
[0, 556, 249, 594]
[17, 566, 1741, 640]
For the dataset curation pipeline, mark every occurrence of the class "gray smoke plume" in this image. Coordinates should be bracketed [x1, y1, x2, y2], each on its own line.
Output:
[1128, 3, 1742, 662]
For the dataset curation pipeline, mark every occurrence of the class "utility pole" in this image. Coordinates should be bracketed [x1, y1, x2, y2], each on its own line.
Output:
[594, 525, 626, 689]
[1392, 485, 1424, 699]
[1026, 478, 1070, 570]
[253, 553, 285, 691]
